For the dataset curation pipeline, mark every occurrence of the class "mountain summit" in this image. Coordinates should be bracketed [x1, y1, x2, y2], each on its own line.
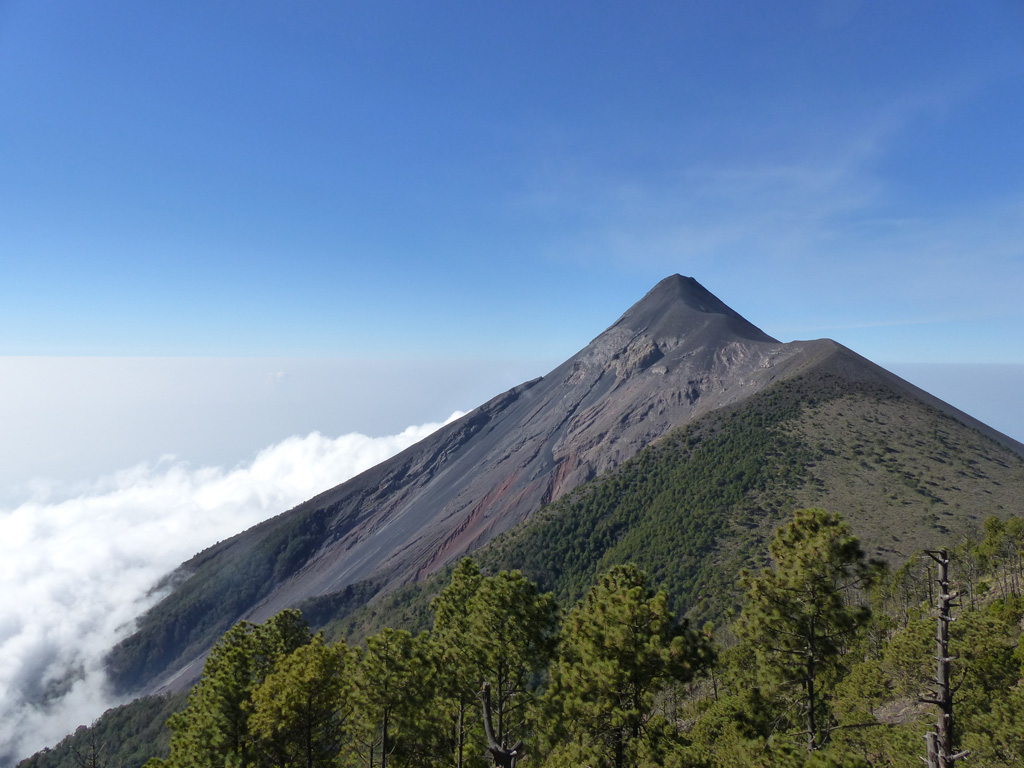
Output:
[607, 274, 777, 345]
[108, 276, 1024, 696]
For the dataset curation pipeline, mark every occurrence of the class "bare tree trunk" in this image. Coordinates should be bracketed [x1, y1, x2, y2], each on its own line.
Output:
[479, 682, 521, 768]
[806, 648, 818, 751]
[921, 550, 969, 768]
[456, 706, 465, 768]
[72, 731, 105, 768]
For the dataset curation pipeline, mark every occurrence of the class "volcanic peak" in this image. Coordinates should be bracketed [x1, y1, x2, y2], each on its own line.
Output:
[102, 274, 1024, 706]
[606, 274, 778, 348]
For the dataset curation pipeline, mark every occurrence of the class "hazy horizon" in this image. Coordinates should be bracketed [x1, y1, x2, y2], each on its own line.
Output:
[3, 354, 1022, 505]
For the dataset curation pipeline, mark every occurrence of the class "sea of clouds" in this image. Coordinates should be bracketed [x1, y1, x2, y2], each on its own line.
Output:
[0, 413, 463, 765]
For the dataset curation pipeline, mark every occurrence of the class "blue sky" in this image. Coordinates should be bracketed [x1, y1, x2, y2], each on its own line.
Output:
[2, 1, 1024, 483]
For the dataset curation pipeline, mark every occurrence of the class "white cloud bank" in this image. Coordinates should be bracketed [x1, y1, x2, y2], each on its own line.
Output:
[0, 413, 464, 765]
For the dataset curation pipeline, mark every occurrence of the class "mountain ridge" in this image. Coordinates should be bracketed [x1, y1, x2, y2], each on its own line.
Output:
[106, 275, 1024, 698]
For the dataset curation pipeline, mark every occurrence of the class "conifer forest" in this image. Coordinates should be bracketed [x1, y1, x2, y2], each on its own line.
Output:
[25, 508, 1024, 768]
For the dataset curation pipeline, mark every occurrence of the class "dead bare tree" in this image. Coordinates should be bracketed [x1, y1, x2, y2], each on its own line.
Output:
[71, 727, 107, 768]
[920, 550, 969, 768]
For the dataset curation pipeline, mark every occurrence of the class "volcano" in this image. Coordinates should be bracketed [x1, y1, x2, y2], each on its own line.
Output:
[107, 275, 1024, 697]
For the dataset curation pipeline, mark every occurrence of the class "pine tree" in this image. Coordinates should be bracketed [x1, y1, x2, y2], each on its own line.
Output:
[464, 569, 558, 761]
[249, 634, 357, 768]
[431, 559, 487, 768]
[160, 610, 312, 768]
[541, 564, 711, 768]
[350, 628, 440, 768]
[431, 563, 557, 765]
[737, 508, 882, 752]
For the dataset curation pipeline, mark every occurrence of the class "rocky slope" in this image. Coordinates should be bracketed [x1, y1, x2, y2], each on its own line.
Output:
[107, 275, 1024, 696]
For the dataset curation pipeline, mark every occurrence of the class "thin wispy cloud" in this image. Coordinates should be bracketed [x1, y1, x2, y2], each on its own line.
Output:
[0, 414, 463, 765]
[520, 83, 1024, 363]
[526, 72, 1007, 258]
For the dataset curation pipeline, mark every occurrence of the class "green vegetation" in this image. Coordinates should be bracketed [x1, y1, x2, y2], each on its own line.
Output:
[105, 368, 1024, 700]
[541, 564, 712, 767]
[478, 379, 819, 626]
[108, 507, 339, 695]
[248, 635, 356, 768]
[27, 370, 1024, 768]
[30, 507, 1024, 768]
[156, 609, 313, 768]
[476, 370, 1023, 631]
[432, 561, 558, 766]
[17, 692, 189, 768]
[785, 384, 1024, 551]
[735, 508, 883, 751]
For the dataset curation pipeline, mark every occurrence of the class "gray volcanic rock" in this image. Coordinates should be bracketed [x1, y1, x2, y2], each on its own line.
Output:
[113, 275, 1023, 695]
[243, 277, 813, 612]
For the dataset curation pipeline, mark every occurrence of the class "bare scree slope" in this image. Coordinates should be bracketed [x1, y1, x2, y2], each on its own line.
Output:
[108, 275, 1023, 696]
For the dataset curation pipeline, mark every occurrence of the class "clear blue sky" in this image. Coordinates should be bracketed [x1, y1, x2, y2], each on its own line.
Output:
[2, 1, 1024, 487]
[3, 1, 1023, 361]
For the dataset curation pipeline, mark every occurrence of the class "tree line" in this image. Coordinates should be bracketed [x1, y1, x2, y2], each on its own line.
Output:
[146, 555, 713, 768]
[31, 507, 1024, 768]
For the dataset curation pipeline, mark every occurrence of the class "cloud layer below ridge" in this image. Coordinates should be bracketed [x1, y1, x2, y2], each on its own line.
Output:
[0, 413, 463, 765]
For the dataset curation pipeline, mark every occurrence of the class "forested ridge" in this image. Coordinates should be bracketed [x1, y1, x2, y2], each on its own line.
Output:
[477, 379, 817, 626]
[22, 509, 1024, 768]
[475, 369, 1023, 628]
